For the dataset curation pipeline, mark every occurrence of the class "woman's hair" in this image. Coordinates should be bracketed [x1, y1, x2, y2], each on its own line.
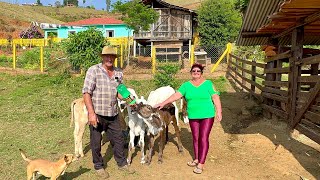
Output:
[190, 63, 204, 73]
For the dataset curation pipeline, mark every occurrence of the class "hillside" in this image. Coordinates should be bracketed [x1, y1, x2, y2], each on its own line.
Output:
[0, 1, 201, 39]
[0, 2, 112, 39]
[166, 0, 202, 10]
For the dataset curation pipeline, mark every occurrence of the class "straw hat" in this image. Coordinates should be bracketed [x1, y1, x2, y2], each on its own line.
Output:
[101, 46, 118, 56]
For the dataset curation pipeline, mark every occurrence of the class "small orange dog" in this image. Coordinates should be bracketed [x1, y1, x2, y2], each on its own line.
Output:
[19, 149, 74, 180]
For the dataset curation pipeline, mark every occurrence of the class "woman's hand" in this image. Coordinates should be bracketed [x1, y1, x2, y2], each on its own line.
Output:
[153, 102, 164, 110]
[88, 112, 99, 128]
[215, 111, 222, 122]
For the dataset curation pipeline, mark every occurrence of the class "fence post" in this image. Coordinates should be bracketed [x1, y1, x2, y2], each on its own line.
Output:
[40, 46, 44, 72]
[251, 58, 256, 94]
[152, 47, 156, 74]
[12, 43, 16, 69]
[242, 59, 246, 91]
[114, 47, 118, 67]
[190, 45, 195, 66]
[120, 44, 123, 68]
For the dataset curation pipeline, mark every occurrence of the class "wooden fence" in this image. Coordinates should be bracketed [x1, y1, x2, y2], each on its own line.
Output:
[227, 51, 320, 144]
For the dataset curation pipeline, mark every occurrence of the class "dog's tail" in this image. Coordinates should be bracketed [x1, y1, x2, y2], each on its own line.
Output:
[19, 149, 31, 163]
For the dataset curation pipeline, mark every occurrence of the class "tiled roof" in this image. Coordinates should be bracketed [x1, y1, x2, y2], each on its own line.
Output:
[62, 17, 124, 26]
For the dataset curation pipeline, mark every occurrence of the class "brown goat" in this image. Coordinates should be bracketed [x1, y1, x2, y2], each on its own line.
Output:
[133, 103, 183, 165]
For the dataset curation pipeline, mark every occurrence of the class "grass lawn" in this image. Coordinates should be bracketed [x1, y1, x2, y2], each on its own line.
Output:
[0, 72, 226, 179]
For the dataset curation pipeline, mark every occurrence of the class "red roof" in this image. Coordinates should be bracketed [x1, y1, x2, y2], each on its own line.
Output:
[62, 17, 124, 26]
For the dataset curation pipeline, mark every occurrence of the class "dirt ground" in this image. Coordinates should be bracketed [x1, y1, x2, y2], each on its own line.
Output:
[63, 79, 319, 180]
[1, 66, 319, 180]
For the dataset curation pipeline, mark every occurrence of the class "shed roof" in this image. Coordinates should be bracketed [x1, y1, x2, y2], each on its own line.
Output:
[237, 0, 320, 46]
[62, 17, 124, 27]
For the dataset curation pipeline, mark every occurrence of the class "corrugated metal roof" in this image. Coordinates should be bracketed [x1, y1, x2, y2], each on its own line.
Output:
[237, 0, 320, 46]
[237, 0, 282, 46]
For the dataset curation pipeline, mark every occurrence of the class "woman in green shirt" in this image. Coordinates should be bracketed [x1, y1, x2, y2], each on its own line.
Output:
[154, 63, 222, 174]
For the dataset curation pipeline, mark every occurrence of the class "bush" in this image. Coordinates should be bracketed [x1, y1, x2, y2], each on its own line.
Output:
[62, 28, 106, 71]
[17, 47, 51, 70]
[0, 55, 11, 67]
[153, 64, 179, 89]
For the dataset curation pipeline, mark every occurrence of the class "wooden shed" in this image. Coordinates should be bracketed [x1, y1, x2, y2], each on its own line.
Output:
[234, 0, 320, 143]
[133, 0, 197, 62]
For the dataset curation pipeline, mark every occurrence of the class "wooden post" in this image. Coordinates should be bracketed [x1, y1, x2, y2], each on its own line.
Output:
[190, 45, 195, 66]
[251, 58, 256, 93]
[289, 27, 304, 127]
[12, 43, 16, 69]
[242, 59, 246, 91]
[114, 47, 118, 67]
[40, 46, 44, 72]
[152, 46, 156, 74]
[120, 44, 123, 68]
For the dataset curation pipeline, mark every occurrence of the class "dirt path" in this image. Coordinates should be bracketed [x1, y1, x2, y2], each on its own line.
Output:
[64, 81, 319, 180]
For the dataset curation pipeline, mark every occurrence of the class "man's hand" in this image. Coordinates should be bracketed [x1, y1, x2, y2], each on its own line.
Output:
[88, 112, 99, 128]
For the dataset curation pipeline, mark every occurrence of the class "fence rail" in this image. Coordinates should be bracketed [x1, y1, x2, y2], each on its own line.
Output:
[227, 51, 320, 144]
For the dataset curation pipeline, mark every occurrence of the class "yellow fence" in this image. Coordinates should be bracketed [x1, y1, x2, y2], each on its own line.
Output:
[0, 37, 133, 72]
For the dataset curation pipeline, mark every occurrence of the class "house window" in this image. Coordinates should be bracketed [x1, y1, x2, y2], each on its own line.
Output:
[68, 31, 76, 36]
[106, 30, 114, 37]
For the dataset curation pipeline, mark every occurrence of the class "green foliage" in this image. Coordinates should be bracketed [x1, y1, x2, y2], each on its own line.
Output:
[233, 46, 265, 62]
[235, 0, 249, 14]
[106, 0, 111, 12]
[0, 55, 11, 67]
[153, 64, 180, 89]
[62, 28, 106, 71]
[198, 0, 242, 46]
[16, 47, 51, 70]
[113, 0, 159, 32]
[63, 0, 78, 6]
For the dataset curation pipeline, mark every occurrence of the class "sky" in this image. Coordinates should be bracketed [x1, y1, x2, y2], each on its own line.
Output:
[0, 0, 121, 10]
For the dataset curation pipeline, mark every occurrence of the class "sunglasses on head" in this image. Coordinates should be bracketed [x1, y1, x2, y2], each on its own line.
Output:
[191, 70, 202, 73]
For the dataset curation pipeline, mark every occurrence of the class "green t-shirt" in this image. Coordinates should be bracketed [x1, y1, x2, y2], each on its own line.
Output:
[178, 80, 220, 119]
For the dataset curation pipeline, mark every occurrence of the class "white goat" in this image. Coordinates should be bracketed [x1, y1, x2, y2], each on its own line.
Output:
[119, 88, 148, 165]
[146, 86, 189, 124]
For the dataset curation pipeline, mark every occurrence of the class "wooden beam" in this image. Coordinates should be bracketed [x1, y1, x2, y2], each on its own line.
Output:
[241, 32, 272, 38]
[262, 92, 289, 103]
[292, 81, 320, 127]
[295, 123, 320, 144]
[261, 104, 289, 119]
[296, 54, 320, 65]
[265, 51, 291, 63]
[272, 11, 320, 39]
[298, 75, 320, 83]
[264, 67, 290, 74]
[263, 80, 289, 88]
[304, 111, 320, 124]
[289, 27, 304, 127]
[263, 87, 288, 96]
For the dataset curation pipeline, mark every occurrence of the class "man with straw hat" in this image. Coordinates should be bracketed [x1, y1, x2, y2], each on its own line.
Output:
[82, 45, 135, 179]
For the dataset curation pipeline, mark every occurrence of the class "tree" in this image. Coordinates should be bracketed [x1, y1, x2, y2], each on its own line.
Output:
[113, 0, 159, 32]
[235, 0, 249, 14]
[54, 0, 62, 7]
[106, 0, 111, 12]
[62, 28, 107, 71]
[63, 0, 78, 6]
[36, 0, 43, 6]
[197, 0, 242, 46]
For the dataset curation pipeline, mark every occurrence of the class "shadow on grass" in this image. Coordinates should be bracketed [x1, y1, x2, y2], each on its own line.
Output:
[36, 166, 90, 180]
